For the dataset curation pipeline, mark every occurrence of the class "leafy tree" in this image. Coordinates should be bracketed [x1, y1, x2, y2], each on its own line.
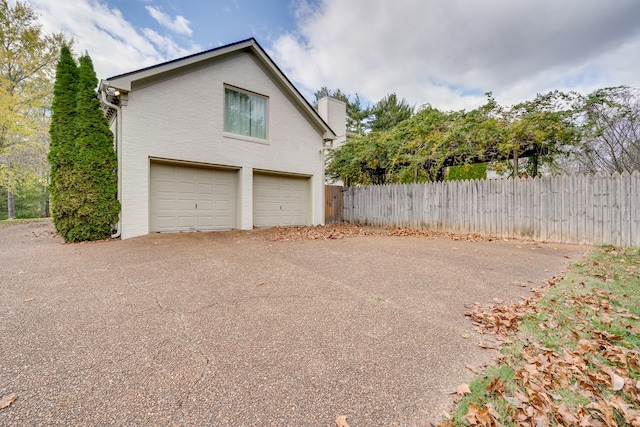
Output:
[499, 91, 579, 177]
[0, 173, 44, 219]
[388, 105, 454, 182]
[326, 131, 394, 185]
[0, 0, 64, 219]
[369, 93, 413, 132]
[328, 91, 580, 185]
[577, 86, 640, 174]
[48, 45, 78, 236]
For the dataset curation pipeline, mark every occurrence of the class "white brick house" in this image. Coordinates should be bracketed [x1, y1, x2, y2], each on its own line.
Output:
[99, 38, 337, 239]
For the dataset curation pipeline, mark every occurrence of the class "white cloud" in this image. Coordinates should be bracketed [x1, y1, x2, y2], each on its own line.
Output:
[270, 0, 640, 110]
[142, 28, 198, 59]
[145, 5, 193, 36]
[27, 0, 200, 80]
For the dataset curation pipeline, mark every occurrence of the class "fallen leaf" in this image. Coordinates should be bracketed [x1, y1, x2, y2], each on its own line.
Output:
[503, 395, 522, 408]
[456, 383, 471, 395]
[600, 367, 626, 392]
[0, 393, 17, 410]
[535, 415, 550, 427]
[466, 364, 479, 374]
[608, 370, 625, 391]
[335, 415, 350, 427]
[485, 402, 501, 420]
[586, 401, 617, 426]
[556, 403, 579, 425]
[478, 342, 497, 349]
[513, 391, 530, 404]
[466, 402, 493, 426]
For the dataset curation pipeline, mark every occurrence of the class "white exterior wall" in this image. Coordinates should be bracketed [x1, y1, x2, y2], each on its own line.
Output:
[119, 53, 325, 239]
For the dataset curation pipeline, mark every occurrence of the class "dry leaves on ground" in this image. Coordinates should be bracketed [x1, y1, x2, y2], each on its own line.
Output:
[260, 223, 496, 243]
[262, 224, 376, 242]
[455, 277, 640, 427]
[464, 279, 557, 336]
[385, 227, 494, 242]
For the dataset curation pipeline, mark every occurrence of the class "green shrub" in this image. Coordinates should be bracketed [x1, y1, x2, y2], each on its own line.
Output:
[445, 163, 487, 181]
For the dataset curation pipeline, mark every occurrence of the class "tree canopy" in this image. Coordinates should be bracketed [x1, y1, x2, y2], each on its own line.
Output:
[369, 93, 413, 133]
[327, 91, 583, 185]
[0, 0, 66, 219]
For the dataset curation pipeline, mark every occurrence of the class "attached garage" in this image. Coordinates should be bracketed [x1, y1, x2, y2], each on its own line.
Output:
[150, 163, 237, 232]
[253, 173, 310, 227]
[101, 39, 336, 239]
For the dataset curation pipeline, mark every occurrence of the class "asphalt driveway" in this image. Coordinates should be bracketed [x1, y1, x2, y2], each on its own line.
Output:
[0, 222, 587, 426]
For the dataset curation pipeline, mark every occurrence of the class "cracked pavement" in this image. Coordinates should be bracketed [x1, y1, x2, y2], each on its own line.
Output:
[0, 221, 588, 426]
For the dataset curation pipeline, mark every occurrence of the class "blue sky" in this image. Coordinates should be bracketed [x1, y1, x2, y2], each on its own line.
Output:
[102, 0, 298, 49]
[27, 0, 640, 110]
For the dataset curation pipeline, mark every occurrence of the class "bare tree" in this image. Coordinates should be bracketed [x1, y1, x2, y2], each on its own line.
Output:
[578, 86, 640, 174]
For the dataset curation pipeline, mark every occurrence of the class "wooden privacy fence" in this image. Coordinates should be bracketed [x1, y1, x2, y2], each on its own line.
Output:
[343, 172, 640, 247]
[325, 185, 344, 224]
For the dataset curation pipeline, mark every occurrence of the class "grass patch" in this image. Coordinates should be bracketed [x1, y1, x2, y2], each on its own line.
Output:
[0, 217, 52, 228]
[441, 246, 640, 426]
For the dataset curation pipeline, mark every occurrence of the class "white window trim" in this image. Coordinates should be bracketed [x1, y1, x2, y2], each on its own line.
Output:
[223, 84, 269, 143]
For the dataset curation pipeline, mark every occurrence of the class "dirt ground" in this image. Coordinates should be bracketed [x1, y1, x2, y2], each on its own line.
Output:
[0, 222, 588, 426]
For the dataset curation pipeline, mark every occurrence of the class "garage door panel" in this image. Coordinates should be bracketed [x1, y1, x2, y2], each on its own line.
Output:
[215, 215, 232, 227]
[155, 197, 177, 210]
[150, 164, 237, 232]
[178, 215, 196, 227]
[156, 179, 176, 193]
[197, 199, 214, 210]
[197, 215, 214, 228]
[177, 182, 196, 194]
[177, 198, 195, 211]
[198, 182, 214, 193]
[215, 183, 232, 196]
[155, 216, 177, 229]
[215, 200, 231, 210]
[253, 174, 309, 228]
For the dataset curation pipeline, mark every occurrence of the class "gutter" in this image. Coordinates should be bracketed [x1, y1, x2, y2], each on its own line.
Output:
[100, 87, 123, 239]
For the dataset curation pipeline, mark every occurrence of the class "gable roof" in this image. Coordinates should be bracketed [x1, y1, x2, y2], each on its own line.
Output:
[99, 38, 335, 139]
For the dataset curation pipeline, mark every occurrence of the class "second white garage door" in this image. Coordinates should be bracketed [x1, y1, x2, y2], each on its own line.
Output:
[150, 163, 237, 232]
[253, 173, 309, 227]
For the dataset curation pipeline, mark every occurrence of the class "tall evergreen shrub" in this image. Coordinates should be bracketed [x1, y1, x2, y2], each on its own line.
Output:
[48, 47, 120, 242]
[67, 55, 119, 241]
[48, 45, 78, 237]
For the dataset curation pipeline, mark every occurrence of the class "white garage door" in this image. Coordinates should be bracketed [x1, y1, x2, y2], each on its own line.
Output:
[150, 163, 237, 232]
[253, 173, 309, 227]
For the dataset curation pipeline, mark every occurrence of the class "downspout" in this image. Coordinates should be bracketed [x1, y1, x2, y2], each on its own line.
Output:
[100, 89, 123, 238]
